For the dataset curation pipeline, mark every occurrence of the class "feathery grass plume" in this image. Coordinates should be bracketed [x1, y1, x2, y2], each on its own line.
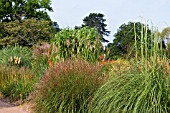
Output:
[32, 59, 107, 113]
[89, 22, 170, 113]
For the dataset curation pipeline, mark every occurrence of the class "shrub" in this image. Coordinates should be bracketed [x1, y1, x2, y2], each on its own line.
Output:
[50, 27, 103, 63]
[89, 24, 170, 113]
[32, 59, 107, 113]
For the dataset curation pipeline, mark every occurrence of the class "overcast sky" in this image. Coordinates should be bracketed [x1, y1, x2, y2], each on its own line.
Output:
[48, 0, 170, 42]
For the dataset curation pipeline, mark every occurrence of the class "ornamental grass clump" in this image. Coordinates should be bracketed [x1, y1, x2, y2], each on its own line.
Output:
[89, 23, 170, 113]
[32, 59, 107, 113]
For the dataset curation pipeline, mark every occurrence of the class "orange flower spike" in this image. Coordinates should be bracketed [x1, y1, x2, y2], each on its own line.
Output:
[111, 60, 115, 63]
[102, 60, 106, 64]
[47, 49, 51, 57]
[48, 60, 53, 67]
[30, 75, 33, 80]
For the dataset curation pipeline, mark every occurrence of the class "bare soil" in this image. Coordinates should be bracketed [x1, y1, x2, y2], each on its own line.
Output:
[0, 99, 31, 113]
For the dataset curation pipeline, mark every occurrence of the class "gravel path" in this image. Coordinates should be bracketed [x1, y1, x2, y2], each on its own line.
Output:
[0, 100, 30, 113]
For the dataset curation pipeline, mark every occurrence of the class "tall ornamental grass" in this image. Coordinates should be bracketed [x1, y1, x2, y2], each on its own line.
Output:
[31, 42, 51, 78]
[50, 27, 103, 63]
[0, 65, 36, 102]
[89, 23, 170, 113]
[32, 59, 107, 113]
[0, 45, 48, 102]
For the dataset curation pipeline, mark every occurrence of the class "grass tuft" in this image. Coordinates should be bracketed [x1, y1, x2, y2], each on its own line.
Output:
[89, 23, 170, 113]
[32, 59, 107, 113]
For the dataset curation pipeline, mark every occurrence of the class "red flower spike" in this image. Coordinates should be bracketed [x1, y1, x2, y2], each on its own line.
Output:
[48, 49, 51, 57]
[48, 60, 53, 67]
[30, 75, 33, 79]
[99, 55, 103, 59]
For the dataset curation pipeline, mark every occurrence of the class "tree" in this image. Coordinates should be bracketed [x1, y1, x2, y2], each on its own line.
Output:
[0, 18, 53, 48]
[107, 22, 151, 59]
[160, 27, 170, 58]
[160, 27, 170, 44]
[0, 0, 53, 22]
[82, 13, 110, 42]
[53, 21, 61, 33]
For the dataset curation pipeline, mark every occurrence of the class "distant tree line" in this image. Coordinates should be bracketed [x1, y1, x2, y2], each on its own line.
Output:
[0, 0, 169, 59]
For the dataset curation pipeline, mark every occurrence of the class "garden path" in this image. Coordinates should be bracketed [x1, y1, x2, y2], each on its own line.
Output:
[0, 100, 30, 113]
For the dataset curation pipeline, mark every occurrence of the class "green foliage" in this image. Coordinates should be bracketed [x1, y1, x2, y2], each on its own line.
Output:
[90, 69, 170, 113]
[53, 21, 61, 33]
[32, 59, 107, 113]
[108, 59, 132, 77]
[82, 13, 110, 42]
[0, 65, 36, 101]
[0, 45, 32, 67]
[50, 27, 103, 62]
[160, 27, 170, 42]
[0, 0, 53, 22]
[0, 44, 50, 102]
[31, 42, 51, 78]
[0, 19, 53, 47]
[167, 42, 170, 58]
[160, 27, 170, 58]
[107, 22, 151, 59]
[90, 24, 170, 113]
[0, 45, 34, 101]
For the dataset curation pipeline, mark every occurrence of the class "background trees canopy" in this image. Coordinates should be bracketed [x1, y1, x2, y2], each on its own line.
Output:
[160, 27, 170, 44]
[0, 0, 61, 48]
[0, 0, 53, 22]
[160, 27, 170, 58]
[53, 21, 61, 33]
[81, 13, 110, 42]
[107, 22, 151, 59]
[0, 19, 54, 48]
